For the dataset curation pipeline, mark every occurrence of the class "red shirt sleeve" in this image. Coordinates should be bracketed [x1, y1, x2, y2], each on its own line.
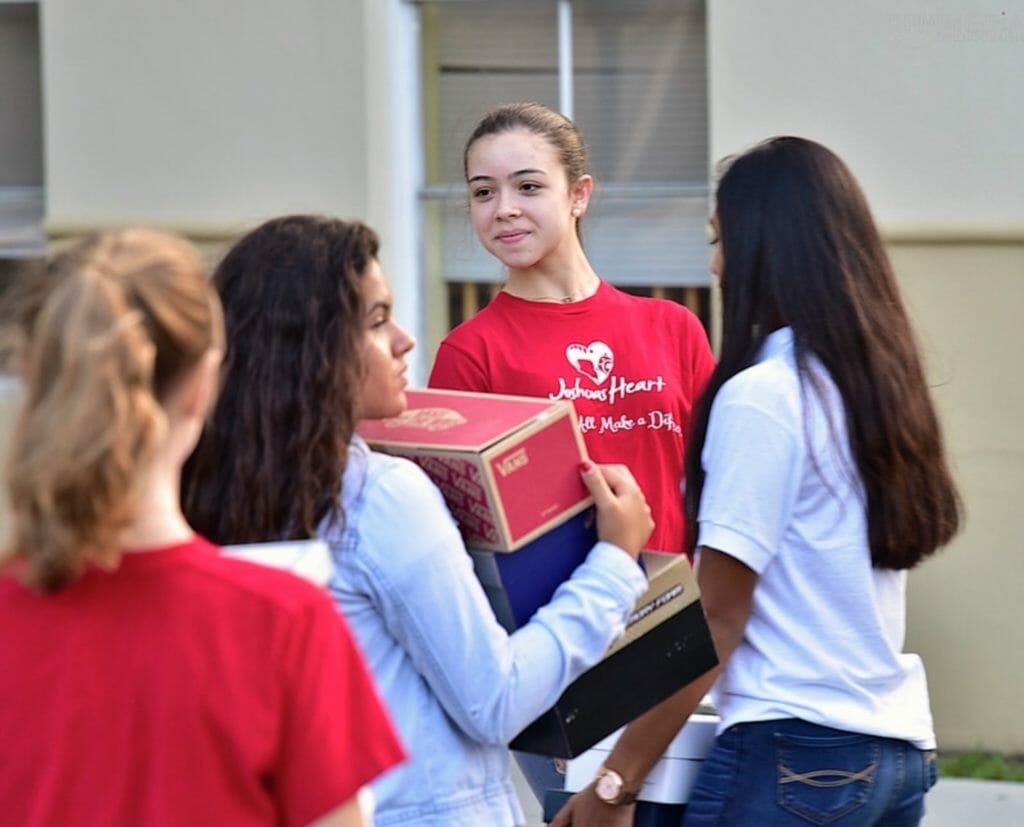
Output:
[428, 339, 491, 392]
[275, 591, 405, 827]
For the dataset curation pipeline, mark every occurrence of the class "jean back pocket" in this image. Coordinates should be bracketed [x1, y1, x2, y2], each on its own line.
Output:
[775, 730, 880, 825]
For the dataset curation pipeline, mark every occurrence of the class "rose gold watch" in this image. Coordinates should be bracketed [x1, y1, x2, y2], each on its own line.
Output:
[593, 765, 639, 806]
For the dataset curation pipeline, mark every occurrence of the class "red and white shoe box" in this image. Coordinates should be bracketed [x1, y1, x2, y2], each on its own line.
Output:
[357, 388, 592, 551]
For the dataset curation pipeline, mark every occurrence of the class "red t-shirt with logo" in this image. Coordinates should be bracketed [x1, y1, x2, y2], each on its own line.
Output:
[429, 281, 716, 553]
[0, 536, 405, 827]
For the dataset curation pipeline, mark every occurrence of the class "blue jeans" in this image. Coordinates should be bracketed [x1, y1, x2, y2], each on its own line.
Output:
[681, 719, 938, 826]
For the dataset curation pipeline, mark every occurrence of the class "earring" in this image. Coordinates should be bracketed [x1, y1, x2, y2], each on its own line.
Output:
[572, 207, 581, 217]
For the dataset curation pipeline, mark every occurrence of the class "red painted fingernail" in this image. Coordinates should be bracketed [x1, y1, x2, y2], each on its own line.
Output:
[578, 460, 595, 473]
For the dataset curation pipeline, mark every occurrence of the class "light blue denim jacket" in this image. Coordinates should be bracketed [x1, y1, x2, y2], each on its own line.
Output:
[324, 438, 647, 826]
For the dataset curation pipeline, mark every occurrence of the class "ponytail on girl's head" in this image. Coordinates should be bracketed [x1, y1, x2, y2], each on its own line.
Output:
[2, 229, 221, 592]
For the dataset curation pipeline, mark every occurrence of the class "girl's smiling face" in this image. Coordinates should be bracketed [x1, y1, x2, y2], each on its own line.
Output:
[466, 128, 591, 272]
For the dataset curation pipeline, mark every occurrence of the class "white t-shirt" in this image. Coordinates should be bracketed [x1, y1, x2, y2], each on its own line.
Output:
[698, 327, 935, 749]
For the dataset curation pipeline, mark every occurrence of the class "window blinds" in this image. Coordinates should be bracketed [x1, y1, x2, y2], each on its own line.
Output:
[420, 0, 710, 286]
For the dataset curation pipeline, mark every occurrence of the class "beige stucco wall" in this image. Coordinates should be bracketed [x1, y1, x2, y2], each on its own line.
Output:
[892, 241, 1024, 753]
[707, 1, 1024, 230]
[35, 0, 428, 377]
[40, 0, 371, 235]
[710, 1, 1024, 752]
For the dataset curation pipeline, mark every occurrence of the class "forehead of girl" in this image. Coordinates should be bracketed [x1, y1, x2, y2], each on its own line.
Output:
[360, 259, 389, 302]
[467, 128, 565, 183]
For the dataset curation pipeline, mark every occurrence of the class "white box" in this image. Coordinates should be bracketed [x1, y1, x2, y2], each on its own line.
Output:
[222, 539, 332, 587]
[564, 711, 719, 805]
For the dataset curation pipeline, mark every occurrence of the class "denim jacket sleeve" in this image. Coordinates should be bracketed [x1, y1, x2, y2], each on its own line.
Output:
[342, 451, 647, 745]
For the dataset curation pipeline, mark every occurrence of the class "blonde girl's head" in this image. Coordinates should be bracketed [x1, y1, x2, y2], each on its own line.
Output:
[2, 228, 223, 592]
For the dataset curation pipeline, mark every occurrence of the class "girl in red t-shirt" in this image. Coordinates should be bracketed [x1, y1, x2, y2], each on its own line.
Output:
[427, 103, 717, 805]
[0, 229, 403, 827]
[429, 102, 716, 557]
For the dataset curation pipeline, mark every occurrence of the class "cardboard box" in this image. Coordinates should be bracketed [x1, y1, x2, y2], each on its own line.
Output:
[469, 506, 598, 634]
[563, 710, 719, 804]
[509, 552, 718, 758]
[222, 539, 333, 587]
[357, 388, 591, 551]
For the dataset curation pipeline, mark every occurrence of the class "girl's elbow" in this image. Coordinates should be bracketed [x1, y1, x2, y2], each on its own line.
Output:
[701, 604, 747, 663]
[459, 710, 518, 746]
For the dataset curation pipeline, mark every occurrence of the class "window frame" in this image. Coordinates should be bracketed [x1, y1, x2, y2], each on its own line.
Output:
[0, 0, 45, 260]
[405, 0, 718, 352]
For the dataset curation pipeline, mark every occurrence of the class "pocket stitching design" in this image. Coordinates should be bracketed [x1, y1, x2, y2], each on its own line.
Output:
[775, 737, 880, 825]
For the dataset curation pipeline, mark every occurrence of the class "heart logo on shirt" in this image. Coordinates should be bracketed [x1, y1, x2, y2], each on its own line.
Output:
[566, 341, 614, 386]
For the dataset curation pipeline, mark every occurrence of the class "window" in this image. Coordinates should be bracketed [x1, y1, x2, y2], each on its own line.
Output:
[0, 1, 45, 274]
[412, 0, 711, 343]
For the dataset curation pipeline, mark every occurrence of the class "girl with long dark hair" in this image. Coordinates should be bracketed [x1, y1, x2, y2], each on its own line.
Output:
[551, 137, 962, 826]
[182, 214, 654, 827]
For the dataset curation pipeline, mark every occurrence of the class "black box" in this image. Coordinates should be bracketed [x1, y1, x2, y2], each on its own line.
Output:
[509, 552, 718, 758]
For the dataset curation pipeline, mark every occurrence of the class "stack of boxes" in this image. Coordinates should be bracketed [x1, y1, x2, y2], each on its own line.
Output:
[357, 388, 717, 759]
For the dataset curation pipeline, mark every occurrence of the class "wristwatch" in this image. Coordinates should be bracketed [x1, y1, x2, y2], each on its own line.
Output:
[593, 765, 639, 806]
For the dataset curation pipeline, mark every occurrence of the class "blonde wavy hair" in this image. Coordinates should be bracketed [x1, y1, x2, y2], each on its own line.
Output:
[2, 228, 223, 592]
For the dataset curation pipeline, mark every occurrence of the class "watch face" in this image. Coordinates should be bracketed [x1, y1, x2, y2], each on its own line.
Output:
[595, 770, 622, 802]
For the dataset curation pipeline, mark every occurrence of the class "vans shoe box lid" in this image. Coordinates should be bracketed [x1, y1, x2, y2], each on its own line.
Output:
[357, 388, 591, 551]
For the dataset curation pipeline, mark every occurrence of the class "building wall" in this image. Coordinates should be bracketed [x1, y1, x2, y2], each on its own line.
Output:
[891, 241, 1023, 753]
[38, 0, 428, 378]
[710, 0, 1024, 752]
[40, 0, 371, 235]
[708, 1, 1024, 231]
